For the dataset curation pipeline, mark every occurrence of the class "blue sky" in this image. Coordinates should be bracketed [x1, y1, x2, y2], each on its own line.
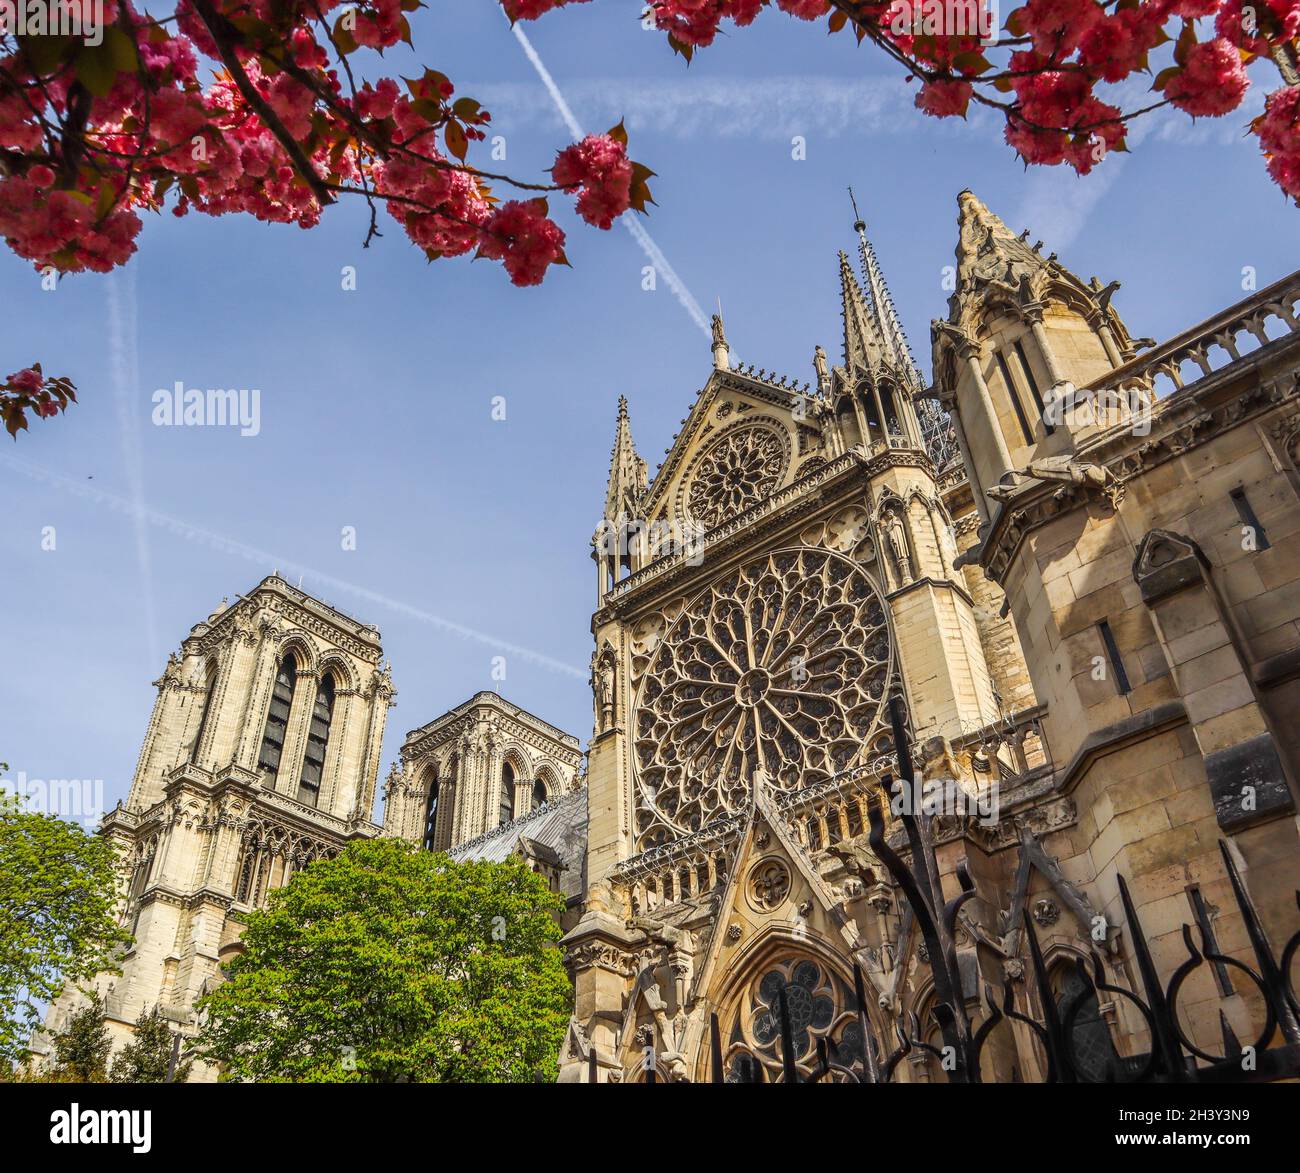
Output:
[1, 2, 1295, 823]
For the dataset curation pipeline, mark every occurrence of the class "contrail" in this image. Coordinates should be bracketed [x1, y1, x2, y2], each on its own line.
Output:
[507, 19, 712, 338]
[1, 453, 587, 680]
[107, 268, 161, 669]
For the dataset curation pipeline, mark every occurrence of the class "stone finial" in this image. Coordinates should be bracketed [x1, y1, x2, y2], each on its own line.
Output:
[711, 313, 730, 371]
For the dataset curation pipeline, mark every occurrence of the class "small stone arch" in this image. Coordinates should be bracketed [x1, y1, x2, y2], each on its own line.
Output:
[534, 762, 562, 805]
[277, 633, 318, 676]
[316, 651, 358, 692]
[700, 923, 879, 1084]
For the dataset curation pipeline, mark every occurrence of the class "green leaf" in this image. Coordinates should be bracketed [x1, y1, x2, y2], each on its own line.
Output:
[331, 15, 359, 55]
[74, 43, 120, 97]
[17, 34, 76, 75]
[104, 25, 139, 73]
[444, 121, 468, 162]
[193, 842, 570, 1083]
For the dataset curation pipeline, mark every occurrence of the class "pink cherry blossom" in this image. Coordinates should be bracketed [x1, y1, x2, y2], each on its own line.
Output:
[478, 200, 567, 286]
[6, 368, 44, 394]
[1165, 37, 1250, 117]
[552, 134, 634, 229]
[916, 79, 973, 118]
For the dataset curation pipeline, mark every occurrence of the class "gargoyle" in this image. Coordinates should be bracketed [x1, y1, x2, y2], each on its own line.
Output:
[985, 456, 1115, 503]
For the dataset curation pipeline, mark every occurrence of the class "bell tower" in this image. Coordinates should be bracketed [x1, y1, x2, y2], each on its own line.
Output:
[41, 576, 395, 1078]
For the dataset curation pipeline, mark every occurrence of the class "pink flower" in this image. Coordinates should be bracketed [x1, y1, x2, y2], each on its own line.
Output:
[356, 79, 399, 122]
[500, 0, 580, 18]
[1014, 0, 1103, 58]
[1079, 9, 1161, 83]
[478, 199, 567, 286]
[27, 165, 55, 188]
[1256, 86, 1300, 200]
[1165, 38, 1250, 117]
[6, 367, 43, 394]
[1257, 85, 1300, 157]
[915, 78, 973, 118]
[552, 133, 633, 229]
[651, 0, 728, 47]
[775, 0, 829, 19]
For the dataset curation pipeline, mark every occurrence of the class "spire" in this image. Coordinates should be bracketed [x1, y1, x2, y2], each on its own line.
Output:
[604, 395, 647, 522]
[841, 188, 960, 471]
[954, 188, 1045, 291]
[850, 187, 925, 392]
[839, 249, 886, 374]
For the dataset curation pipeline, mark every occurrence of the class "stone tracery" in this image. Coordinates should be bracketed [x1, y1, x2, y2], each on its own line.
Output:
[683, 424, 788, 530]
[632, 547, 893, 848]
[724, 956, 864, 1082]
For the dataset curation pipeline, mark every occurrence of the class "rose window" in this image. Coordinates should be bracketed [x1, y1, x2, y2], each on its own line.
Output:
[724, 957, 864, 1082]
[684, 426, 787, 530]
[633, 547, 892, 847]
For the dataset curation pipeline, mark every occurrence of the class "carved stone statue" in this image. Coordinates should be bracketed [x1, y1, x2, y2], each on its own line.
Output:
[595, 655, 616, 732]
[813, 344, 830, 390]
[886, 512, 913, 585]
[710, 313, 727, 349]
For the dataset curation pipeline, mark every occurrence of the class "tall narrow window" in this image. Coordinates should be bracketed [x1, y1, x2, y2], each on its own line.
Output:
[1013, 339, 1053, 434]
[190, 663, 217, 763]
[1097, 619, 1131, 696]
[532, 778, 547, 810]
[1055, 966, 1121, 1082]
[257, 656, 297, 782]
[500, 762, 516, 826]
[880, 385, 901, 438]
[423, 771, 441, 852]
[1229, 487, 1270, 550]
[297, 674, 335, 808]
[995, 349, 1035, 445]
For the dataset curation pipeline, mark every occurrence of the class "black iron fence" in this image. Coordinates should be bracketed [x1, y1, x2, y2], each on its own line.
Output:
[700, 697, 1300, 1085]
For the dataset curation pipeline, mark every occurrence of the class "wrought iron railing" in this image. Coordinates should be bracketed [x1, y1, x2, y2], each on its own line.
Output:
[696, 697, 1300, 1084]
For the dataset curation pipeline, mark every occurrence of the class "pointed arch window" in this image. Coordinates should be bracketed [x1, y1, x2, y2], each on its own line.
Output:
[532, 778, 548, 811]
[500, 762, 516, 826]
[297, 673, 335, 808]
[257, 656, 298, 782]
[423, 770, 441, 852]
[1054, 965, 1122, 1082]
[190, 661, 217, 763]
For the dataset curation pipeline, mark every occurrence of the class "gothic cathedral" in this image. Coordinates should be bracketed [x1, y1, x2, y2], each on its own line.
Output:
[43, 191, 1300, 1084]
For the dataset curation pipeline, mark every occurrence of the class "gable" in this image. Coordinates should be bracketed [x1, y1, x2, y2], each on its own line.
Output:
[639, 370, 830, 542]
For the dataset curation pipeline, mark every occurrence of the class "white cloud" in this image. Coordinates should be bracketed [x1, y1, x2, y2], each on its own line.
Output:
[470, 74, 940, 141]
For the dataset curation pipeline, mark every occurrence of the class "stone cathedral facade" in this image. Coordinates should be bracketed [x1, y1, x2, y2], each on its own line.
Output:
[558, 192, 1300, 1083]
[41, 190, 1300, 1084]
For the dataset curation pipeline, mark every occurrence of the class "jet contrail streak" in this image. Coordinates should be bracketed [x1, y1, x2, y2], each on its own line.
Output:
[508, 20, 712, 338]
[107, 268, 161, 669]
[1, 453, 587, 680]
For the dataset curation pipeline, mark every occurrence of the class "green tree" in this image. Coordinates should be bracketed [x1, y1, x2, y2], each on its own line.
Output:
[49, 993, 112, 1082]
[0, 784, 132, 1065]
[197, 839, 571, 1082]
[111, 1006, 190, 1084]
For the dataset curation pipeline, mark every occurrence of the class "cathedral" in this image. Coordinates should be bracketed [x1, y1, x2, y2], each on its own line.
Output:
[41, 190, 1300, 1083]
